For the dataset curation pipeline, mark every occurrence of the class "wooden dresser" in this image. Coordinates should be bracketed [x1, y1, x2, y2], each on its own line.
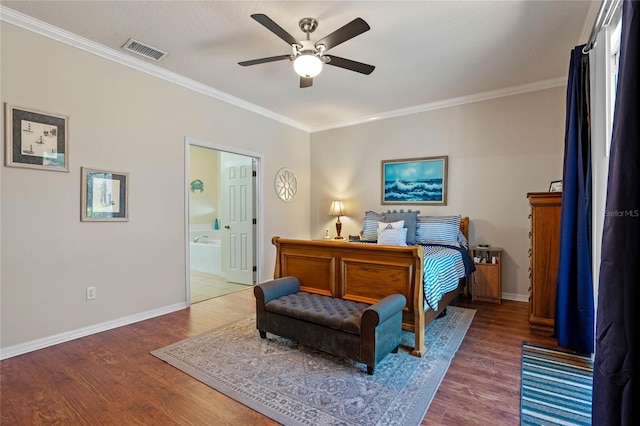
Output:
[527, 192, 562, 336]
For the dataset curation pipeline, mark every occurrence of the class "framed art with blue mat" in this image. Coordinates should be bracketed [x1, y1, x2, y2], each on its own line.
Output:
[81, 167, 129, 222]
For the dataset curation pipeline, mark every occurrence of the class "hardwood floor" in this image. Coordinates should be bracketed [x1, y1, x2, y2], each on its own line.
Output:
[425, 297, 556, 425]
[1, 290, 556, 425]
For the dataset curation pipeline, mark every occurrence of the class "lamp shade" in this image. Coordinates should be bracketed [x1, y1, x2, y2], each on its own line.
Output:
[293, 54, 323, 78]
[328, 200, 345, 217]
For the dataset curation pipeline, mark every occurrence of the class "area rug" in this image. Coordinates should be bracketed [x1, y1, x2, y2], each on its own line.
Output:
[151, 306, 475, 426]
[521, 343, 593, 426]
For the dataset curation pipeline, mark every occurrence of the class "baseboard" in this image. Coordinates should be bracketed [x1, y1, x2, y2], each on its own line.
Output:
[502, 292, 529, 302]
[0, 302, 187, 360]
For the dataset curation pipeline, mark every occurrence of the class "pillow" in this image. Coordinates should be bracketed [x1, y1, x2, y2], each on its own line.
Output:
[362, 211, 385, 241]
[416, 215, 461, 245]
[384, 210, 419, 245]
[377, 227, 407, 246]
[378, 220, 404, 230]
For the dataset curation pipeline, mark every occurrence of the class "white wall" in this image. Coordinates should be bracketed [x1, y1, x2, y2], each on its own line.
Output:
[310, 87, 566, 300]
[0, 23, 310, 354]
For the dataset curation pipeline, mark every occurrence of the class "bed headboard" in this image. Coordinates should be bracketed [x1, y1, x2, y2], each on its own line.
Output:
[460, 216, 469, 242]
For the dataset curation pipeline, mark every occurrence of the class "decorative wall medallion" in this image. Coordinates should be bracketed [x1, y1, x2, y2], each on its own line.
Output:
[275, 168, 297, 202]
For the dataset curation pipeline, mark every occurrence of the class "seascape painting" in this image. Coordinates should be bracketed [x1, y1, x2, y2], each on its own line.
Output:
[382, 156, 448, 205]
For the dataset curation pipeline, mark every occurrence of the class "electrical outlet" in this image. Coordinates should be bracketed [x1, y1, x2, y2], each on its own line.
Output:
[86, 286, 96, 300]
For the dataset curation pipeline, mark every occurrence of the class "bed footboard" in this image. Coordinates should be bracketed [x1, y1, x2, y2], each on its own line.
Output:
[272, 236, 454, 356]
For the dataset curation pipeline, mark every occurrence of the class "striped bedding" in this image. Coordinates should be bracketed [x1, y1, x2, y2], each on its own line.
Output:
[352, 240, 471, 311]
[421, 244, 467, 311]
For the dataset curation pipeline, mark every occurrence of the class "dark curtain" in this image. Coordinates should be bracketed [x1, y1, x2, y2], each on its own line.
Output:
[593, 1, 640, 424]
[555, 45, 594, 355]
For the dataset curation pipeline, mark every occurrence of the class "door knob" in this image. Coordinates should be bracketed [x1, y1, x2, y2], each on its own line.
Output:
[224, 225, 230, 229]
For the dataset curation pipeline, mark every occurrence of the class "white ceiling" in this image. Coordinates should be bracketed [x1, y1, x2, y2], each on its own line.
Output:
[2, 1, 597, 132]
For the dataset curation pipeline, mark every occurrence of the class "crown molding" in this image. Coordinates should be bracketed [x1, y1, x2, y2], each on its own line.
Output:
[2, 5, 567, 135]
[310, 77, 567, 133]
[0, 6, 310, 133]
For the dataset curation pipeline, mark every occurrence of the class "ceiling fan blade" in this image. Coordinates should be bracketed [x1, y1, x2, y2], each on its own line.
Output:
[251, 14, 299, 46]
[300, 77, 313, 88]
[238, 55, 291, 66]
[325, 55, 375, 75]
[315, 18, 370, 51]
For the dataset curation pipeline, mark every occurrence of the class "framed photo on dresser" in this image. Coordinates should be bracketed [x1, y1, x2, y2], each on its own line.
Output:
[549, 180, 563, 192]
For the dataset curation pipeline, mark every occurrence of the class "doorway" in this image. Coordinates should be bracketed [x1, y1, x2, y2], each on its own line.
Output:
[185, 138, 262, 305]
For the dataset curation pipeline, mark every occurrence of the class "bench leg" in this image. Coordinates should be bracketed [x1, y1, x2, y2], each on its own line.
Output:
[259, 331, 266, 338]
[367, 365, 374, 375]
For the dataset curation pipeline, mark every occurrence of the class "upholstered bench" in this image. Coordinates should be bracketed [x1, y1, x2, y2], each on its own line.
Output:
[254, 276, 406, 374]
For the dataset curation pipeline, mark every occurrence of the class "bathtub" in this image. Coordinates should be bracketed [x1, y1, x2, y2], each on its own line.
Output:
[190, 238, 221, 275]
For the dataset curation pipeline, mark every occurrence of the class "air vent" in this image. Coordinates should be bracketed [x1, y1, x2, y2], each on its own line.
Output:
[122, 38, 167, 62]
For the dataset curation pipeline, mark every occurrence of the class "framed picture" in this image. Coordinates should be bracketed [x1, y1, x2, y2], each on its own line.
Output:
[81, 167, 129, 222]
[5, 103, 69, 172]
[549, 180, 563, 192]
[381, 156, 448, 205]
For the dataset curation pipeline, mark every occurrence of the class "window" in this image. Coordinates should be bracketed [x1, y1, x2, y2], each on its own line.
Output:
[606, 17, 622, 154]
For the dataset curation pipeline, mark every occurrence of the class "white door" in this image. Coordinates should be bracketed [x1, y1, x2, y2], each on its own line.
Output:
[220, 152, 255, 284]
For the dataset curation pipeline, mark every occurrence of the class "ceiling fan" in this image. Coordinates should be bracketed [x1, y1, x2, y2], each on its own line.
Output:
[238, 14, 375, 88]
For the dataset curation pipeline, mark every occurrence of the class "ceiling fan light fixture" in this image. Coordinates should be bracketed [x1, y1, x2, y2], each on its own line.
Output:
[240, 14, 374, 87]
[293, 54, 323, 78]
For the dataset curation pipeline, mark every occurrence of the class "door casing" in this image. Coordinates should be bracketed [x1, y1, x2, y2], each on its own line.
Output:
[184, 137, 263, 305]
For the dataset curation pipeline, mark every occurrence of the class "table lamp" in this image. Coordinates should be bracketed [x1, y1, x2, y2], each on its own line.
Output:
[328, 200, 346, 240]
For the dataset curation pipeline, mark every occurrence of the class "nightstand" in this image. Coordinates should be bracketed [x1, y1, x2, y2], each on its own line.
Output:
[471, 246, 502, 304]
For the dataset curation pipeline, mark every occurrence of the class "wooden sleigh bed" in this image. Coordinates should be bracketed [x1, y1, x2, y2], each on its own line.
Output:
[272, 217, 470, 357]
